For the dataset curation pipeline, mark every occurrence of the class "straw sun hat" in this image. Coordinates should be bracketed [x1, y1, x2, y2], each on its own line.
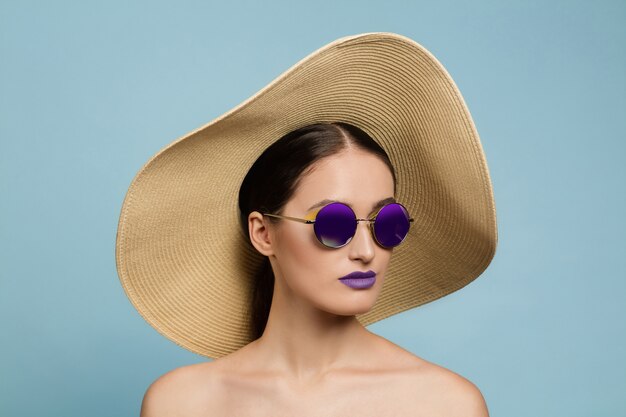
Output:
[115, 32, 498, 359]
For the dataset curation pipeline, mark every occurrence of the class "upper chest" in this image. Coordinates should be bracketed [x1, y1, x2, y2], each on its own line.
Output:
[209, 366, 438, 417]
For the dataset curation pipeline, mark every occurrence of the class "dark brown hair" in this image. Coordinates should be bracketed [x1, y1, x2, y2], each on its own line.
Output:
[237, 122, 396, 340]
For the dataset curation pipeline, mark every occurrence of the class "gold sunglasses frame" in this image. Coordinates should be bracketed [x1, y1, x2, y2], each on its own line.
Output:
[261, 202, 414, 248]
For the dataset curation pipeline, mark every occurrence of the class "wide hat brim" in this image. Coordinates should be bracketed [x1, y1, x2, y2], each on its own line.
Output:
[115, 32, 498, 359]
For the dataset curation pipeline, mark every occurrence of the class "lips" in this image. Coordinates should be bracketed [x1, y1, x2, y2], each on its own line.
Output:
[339, 270, 376, 289]
[339, 270, 376, 280]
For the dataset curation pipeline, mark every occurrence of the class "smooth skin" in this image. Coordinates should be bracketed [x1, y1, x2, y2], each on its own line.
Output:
[140, 146, 489, 416]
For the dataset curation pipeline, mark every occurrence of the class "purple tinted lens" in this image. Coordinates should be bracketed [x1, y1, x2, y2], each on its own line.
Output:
[313, 203, 357, 248]
[373, 203, 411, 248]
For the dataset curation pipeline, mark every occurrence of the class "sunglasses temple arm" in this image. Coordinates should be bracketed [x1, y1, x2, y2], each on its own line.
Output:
[262, 213, 315, 224]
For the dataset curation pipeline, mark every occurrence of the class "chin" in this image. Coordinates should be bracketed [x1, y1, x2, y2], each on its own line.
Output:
[331, 297, 379, 316]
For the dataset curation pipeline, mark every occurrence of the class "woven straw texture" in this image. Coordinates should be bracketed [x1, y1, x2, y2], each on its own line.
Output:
[115, 32, 498, 359]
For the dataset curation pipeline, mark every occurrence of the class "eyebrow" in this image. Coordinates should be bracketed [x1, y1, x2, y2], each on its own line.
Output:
[306, 197, 396, 216]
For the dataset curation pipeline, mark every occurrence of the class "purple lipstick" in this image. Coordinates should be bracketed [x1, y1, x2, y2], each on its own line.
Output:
[339, 270, 376, 289]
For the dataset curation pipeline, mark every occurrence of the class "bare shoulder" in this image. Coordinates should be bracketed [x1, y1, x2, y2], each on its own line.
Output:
[405, 357, 489, 416]
[372, 337, 488, 416]
[140, 361, 222, 417]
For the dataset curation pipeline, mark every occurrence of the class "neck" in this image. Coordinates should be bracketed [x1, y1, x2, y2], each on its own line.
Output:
[251, 273, 376, 382]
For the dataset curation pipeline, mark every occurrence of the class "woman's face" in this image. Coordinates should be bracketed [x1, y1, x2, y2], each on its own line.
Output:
[267, 147, 395, 317]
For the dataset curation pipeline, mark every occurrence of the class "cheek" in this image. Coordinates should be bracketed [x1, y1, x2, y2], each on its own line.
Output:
[275, 225, 326, 274]
[273, 225, 348, 294]
[376, 249, 393, 278]
[273, 226, 395, 292]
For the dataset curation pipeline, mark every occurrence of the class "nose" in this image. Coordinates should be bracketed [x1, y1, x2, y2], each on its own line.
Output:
[348, 221, 375, 263]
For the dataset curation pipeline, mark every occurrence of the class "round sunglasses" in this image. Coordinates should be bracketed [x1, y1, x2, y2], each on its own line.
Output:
[262, 202, 414, 249]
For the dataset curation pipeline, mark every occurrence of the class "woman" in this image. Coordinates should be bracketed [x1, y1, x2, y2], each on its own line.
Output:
[116, 33, 497, 416]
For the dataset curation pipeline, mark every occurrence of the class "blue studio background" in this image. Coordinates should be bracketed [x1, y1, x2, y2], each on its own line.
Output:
[1, 1, 624, 416]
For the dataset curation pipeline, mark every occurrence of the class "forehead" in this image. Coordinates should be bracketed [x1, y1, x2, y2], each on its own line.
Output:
[287, 148, 395, 212]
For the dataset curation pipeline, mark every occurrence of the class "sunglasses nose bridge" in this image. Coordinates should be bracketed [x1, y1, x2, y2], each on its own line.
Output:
[355, 218, 377, 243]
[347, 218, 377, 257]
